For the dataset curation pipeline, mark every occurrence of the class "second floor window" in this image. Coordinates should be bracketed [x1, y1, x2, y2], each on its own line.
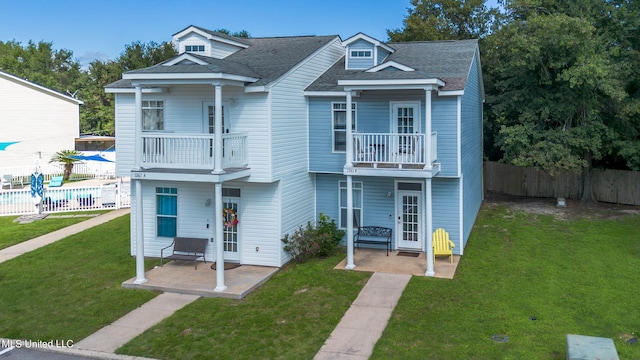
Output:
[143, 100, 164, 131]
[333, 102, 356, 152]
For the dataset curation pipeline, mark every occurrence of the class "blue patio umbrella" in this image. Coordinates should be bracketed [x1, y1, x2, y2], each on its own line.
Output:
[69, 154, 113, 162]
[0, 141, 19, 150]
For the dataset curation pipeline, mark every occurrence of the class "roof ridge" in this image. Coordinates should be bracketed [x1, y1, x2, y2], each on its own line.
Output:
[388, 39, 479, 45]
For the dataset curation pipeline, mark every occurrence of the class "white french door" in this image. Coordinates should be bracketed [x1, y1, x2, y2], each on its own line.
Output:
[391, 102, 421, 163]
[396, 182, 423, 250]
[222, 189, 240, 261]
[202, 102, 226, 134]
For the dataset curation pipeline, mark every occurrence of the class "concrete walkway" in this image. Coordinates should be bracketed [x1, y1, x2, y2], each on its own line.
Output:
[315, 272, 411, 359]
[0, 208, 130, 264]
[74, 292, 199, 354]
[2, 210, 413, 359]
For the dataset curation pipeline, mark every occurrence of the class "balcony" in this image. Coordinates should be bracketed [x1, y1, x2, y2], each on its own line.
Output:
[345, 132, 439, 178]
[133, 133, 250, 182]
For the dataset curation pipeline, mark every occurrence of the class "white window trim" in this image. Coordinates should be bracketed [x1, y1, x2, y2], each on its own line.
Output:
[331, 102, 357, 153]
[339, 180, 363, 229]
[350, 50, 373, 59]
[142, 99, 165, 132]
[185, 45, 205, 52]
[155, 187, 177, 238]
[389, 101, 422, 134]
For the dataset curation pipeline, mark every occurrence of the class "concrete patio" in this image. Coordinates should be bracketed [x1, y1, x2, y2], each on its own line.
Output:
[122, 261, 280, 299]
[334, 248, 460, 279]
[123, 249, 458, 300]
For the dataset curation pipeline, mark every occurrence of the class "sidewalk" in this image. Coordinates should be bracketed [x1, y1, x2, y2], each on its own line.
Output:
[314, 272, 412, 359]
[74, 292, 199, 354]
[0, 208, 130, 264]
[2, 211, 412, 359]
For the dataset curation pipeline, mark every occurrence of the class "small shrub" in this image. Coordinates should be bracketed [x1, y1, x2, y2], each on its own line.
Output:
[282, 213, 344, 263]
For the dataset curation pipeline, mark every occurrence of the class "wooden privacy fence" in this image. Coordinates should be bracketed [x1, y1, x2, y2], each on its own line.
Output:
[484, 161, 640, 206]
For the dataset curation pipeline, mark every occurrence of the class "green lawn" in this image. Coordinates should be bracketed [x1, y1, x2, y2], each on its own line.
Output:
[373, 205, 640, 359]
[117, 254, 371, 360]
[0, 214, 158, 341]
[1, 204, 638, 359]
[0, 211, 108, 250]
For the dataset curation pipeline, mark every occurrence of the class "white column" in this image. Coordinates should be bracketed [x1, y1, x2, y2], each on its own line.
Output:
[133, 179, 147, 284]
[345, 91, 354, 166]
[214, 182, 227, 291]
[345, 175, 356, 269]
[213, 84, 224, 174]
[425, 178, 435, 276]
[424, 88, 432, 168]
[134, 86, 142, 169]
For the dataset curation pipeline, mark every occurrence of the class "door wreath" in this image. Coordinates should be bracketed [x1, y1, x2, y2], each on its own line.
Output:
[223, 207, 239, 227]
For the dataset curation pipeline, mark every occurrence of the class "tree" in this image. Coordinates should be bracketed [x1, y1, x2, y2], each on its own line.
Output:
[117, 41, 177, 71]
[214, 28, 251, 38]
[483, 0, 639, 201]
[388, 0, 502, 41]
[50, 150, 80, 180]
[79, 41, 177, 135]
[0, 40, 84, 97]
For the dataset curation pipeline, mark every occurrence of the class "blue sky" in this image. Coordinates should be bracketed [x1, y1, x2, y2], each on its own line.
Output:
[1, 0, 413, 66]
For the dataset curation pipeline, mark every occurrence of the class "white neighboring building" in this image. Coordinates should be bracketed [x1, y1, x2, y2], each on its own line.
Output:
[0, 70, 83, 169]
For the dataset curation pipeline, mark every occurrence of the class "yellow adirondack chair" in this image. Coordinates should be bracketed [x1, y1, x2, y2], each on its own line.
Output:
[433, 228, 455, 263]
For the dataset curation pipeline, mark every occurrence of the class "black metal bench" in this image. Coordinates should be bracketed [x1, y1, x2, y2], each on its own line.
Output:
[354, 226, 392, 256]
[160, 237, 208, 269]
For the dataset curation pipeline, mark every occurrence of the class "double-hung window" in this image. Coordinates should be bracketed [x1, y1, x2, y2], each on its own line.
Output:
[339, 181, 362, 229]
[333, 102, 356, 152]
[156, 187, 177, 237]
[142, 100, 164, 131]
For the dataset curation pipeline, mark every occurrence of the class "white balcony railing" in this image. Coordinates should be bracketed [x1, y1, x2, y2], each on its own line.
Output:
[141, 133, 248, 170]
[352, 132, 437, 167]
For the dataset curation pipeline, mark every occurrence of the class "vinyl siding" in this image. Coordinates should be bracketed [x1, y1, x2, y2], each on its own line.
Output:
[130, 180, 283, 266]
[432, 178, 461, 255]
[377, 48, 391, 64]
[309, 91, 459, 174]
[347, 39, 375, 69]
[460, 53, 484, 248]
[432, 96, 459, 177]
[112, 86, 272, 181]
[0, 74, 80, 168]
[176, 32, 242, 59]
[270, 38, 343, 261]
[229, 181, 281, 266]
[114, 94, 135, 177]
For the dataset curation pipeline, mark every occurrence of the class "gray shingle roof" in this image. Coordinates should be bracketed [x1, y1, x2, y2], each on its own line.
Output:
[110, 33, 338, 89]
[306, 39, 478, 92]
[125, 54, 261, 79]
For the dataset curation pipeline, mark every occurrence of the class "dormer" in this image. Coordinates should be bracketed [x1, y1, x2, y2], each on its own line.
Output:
[172, 25, 250, 59]
[343, 33, 394, 70]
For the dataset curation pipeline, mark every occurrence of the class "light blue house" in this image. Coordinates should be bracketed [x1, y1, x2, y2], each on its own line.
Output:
[306, 33, 484, 275]
[106, 26, 483, 288]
